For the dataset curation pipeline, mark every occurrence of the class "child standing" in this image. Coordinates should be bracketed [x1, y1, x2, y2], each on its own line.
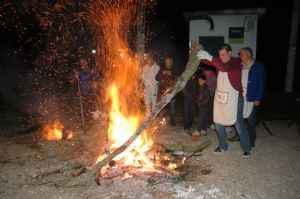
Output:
[193, 75, 210, 136]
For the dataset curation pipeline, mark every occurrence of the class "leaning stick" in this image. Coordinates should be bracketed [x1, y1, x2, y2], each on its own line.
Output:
[77, 75, 85, 127]
[83, 42, 203, 184]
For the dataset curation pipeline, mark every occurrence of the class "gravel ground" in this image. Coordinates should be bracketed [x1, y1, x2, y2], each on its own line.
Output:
[0, 119, 299, 199]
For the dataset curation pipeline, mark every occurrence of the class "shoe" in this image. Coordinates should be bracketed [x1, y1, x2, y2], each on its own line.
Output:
[213, 147, 225, 153]
[242, 152, 250, 158]
[192, 130, 200, 136]
[228, 134, 240, 142]
[209, 124, 215, 130]
[200, 130, 207, 136]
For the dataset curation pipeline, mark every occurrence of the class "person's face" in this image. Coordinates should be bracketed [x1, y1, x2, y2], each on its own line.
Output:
[198, 79, 206, 86]
[239, 50, 252, 64]
[146, 56, 154, 66]
[219, 49, 232, 63]
[80, 59, 88, 69]
[165, 58, 173, 69]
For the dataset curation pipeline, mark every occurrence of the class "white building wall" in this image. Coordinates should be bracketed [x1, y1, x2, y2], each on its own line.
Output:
[189, 15, 258, 57]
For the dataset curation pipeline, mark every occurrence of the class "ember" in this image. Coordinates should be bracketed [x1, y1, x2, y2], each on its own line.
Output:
[41, 121, 73, 141]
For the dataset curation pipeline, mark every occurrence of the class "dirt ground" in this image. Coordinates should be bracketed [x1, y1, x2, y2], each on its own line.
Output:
[0, 114, 300, 199]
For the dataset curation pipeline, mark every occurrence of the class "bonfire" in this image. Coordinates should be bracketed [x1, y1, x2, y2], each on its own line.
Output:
[86, 0, 184, 184]
[77, 0, 210, 185]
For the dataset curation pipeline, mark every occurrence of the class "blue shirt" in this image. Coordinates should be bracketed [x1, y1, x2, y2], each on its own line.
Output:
[79, 70, 99, 96]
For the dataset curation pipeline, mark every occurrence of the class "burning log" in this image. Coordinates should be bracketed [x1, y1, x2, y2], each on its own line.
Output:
[95, 164, 186, 185]
[72, 167, 87, 177]
[81, 42, 203, 184]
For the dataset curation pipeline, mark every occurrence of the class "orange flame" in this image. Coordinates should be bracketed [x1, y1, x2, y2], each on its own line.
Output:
[42, 121, 73, 141]
[89, 0, 176, 171]
[101, 84, 154, 169]
[42, 121, 63, 140]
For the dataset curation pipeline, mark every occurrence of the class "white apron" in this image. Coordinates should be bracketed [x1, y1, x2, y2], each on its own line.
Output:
[213, 71, 239, 125]
[242, 67, 254, 118]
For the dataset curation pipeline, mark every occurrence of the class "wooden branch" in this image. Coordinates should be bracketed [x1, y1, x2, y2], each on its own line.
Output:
[81, 42, 203, 184]
[164, 140, 211, 152]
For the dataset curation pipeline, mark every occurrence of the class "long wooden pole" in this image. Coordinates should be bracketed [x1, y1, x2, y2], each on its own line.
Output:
[77, 76, 85, 127]
[285, 0, 300, 92]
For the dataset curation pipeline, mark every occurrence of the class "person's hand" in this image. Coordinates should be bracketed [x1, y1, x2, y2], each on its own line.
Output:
[163, 70, 172, 76]
[197, 50, 213, 61]
[254, 100, 260, 106]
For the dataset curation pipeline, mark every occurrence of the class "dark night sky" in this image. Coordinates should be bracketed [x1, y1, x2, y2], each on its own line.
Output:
[0, 0, 299, 108]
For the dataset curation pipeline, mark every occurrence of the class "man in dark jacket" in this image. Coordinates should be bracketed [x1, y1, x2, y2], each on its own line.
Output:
[183, 75, 198, 133]
[156, 56, 178, 126]
[203, 66, 217, 129]
[74, 57, 100, 125]
[228, 47, 266, 147]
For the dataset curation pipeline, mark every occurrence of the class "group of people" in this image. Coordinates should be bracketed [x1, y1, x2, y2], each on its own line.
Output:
[197, 44, 266, 157]
[75, 44, 266, 158]
[142, 55, 178, 125]
[182, 66, 216, 136]
[142, 43, 266, 158]
[142, 54, 217, 135]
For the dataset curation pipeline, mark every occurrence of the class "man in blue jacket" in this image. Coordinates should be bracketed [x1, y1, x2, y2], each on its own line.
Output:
[228, 47, 266, 147]
[74, 57, 100, 124]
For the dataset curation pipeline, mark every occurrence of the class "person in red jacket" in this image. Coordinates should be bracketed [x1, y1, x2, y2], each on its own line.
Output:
[197, 44, 251, 157]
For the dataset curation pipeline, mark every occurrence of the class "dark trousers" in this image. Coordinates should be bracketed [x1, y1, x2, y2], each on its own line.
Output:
[82, 94, 97, 123]
[207, 96, 214, 126]
[159, 99, 176, 123]
[246, 107, 257, 145]
[158, 92, 175, 124]
[197, 105, 209, 131]
[235, 106, 257, 145]
[183, 98, 195, 130]
[169, 99, 176, 123]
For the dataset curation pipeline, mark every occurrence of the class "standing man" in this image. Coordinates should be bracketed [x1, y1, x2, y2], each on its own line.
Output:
[182, 74, 198, 134]
[203, 66, 217, 130]
[141, 54, 160, 116]
[197, 44, 251, 157]
[228, 47, 266, 147]
[74, 57, 99, 125]
[156, 56, 178, 126]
